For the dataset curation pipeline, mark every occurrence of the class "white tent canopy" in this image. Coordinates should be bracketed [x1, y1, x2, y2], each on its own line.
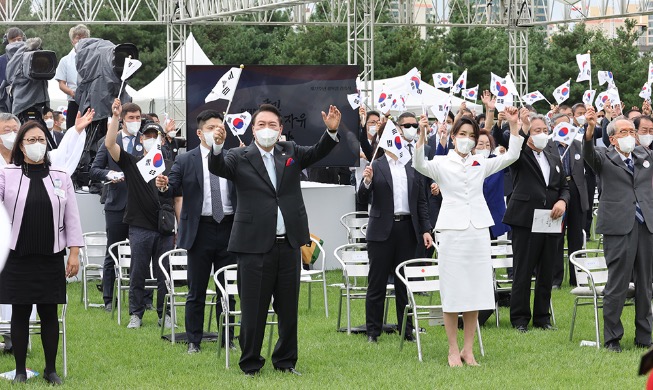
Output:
[370, 75, 483, 117]
[47, 32, 212, 117]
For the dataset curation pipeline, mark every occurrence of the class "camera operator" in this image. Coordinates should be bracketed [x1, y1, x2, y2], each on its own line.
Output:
[0, 28, 25, 113]
[55, 24, 89, 130]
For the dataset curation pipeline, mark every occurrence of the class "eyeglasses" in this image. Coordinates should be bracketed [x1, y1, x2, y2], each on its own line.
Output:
[23, 137, 47, 145]
[401, 123, 419, 129]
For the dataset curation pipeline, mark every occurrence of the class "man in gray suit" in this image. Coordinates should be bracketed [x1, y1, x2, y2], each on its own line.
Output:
[583, 109, 653, 352]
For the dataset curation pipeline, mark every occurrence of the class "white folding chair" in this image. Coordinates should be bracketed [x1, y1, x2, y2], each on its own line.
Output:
[568, 249, 634, 348]
[213, 264, 276, 368]
[109, 240, 157, 325]
[395, 259, 484, 362]
[158, 249, 218, 343]
[81, 231, 107, 309]
[300, 237, 329, 317]
[333, 243, 369, 334]
[339, 212, 369, 244]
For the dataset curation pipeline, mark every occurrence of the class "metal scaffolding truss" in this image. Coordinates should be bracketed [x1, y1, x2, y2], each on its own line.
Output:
[2, 0, 653, 124]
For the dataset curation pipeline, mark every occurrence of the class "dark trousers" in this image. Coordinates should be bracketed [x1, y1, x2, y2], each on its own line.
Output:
[237, 241, 300, 373]
[128, 226, 173, 319]
[603, 222, 653, 345]
[553, 181, 584, 286]
[65, 100, 79, 130]
[366, 219, 415, 338]
[103, 210, 129, 305]
[510, 226, 561, 327]
[185, 218, 236, 344]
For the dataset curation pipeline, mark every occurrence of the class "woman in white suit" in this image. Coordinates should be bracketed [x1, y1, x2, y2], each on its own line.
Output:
[413, 108, 524, 367]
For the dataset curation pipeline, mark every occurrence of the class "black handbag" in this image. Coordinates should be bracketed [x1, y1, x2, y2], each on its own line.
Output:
[158, 202, 175, 236]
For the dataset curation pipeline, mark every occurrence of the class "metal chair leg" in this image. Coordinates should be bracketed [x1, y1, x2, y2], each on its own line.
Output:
[477, 320, 485, 357]
[593, 295, 601, 349]
[322, 276, 329, 318]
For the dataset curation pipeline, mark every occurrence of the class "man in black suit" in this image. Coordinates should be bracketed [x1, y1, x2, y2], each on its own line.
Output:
[357, 121, 433, 343]
[208, 103, 341, 376]
[549, 113, 589, 288]
[503, 111, 570, 332]
[156, 110, 237, 354]
[90, 102, 144, 311]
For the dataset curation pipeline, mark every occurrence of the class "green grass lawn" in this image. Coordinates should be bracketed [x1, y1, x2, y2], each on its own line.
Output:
[0, 246, 647, 389]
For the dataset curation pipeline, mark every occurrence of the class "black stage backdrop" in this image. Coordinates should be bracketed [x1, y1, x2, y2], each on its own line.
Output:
[186, 65, 360, 167]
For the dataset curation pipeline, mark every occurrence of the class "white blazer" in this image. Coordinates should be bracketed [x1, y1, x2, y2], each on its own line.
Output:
[414, 134, 523, 230]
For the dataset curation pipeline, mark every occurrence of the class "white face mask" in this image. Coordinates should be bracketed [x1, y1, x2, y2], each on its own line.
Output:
[0, 132, 16, 149]
[477, 149, 491, 158]
[531, 133, 549, 150]
[446, 124, 453, 132]
[23, 142, 47, 162]
[255, 128, 280, 149]
[455, 137, 475, 155]
[639, 134, 653, 148]
[575, 115, 586, 126]
[125, 121, 140, 136]
[167, 130, 177, 138]
[44, 119, 54, 129]
[142, 137, 157, 152]
[203, 131, 214, 148]
[617, 135, 636, 154]
[368, 125, 377, 137]
[403, 126, 418, 141]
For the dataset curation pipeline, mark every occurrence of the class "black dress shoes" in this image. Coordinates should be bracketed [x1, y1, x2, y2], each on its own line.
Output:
[604, 341, 622, 353]
[635, 340, 652, 349]
[43, 371, 63, 385]
[367, 335, 378, 343]
[275, 367, 302, 376]
[12, 373, 27, 384]
[187, 343, 201, 354]
[404, 333, 415, 342]
[515, 325, 528, 333]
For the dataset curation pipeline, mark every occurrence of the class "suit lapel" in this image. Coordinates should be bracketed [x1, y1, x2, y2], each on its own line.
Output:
[607, 147, 632, 176]
[244, 143, 275, 191]
[524, 148, 546, 186]
[377, 157, 393, 193]
[192, 147, 203, 191]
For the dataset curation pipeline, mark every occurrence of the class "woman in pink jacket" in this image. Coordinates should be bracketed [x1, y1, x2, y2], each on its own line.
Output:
[0, 121, 82, 385]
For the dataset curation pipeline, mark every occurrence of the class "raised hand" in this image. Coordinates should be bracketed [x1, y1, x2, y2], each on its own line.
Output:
[519, 107, 531, 128]
[111, 98, 122, 118]
[504, 106, 519, 124]
[643, 100, 652, 116]
[362, 165, 373, 185]
[213, 123, 227, 145]
[165, 118, 176, 134]
[155, 174, 168, 190]
[322, 105, 342, 131]
[74, 108, 96, 133]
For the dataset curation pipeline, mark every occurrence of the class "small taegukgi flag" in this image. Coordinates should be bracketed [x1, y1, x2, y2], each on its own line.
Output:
[225, 112, 252, 136]
[205, 67, 242, 103]
[136, 136, 165, 182]
[597, 70, 615, 88]
[377, 120, 412, 165]
[576, 53, 591, 82]
[552, 122, 579, 145]
[553, 80, 571, 105]
[433, 72, 453, 89]
[640, 83, 652, 100]
[462, 85, 478, 101]
[405, 67, 423, 96]
[451, 70, 467, 95]
[582, 90, 596, 106]
[522, 90, 546, 105]
[376, 88, 397, 115]
[429, 94, 451, 123]
[490, 73, 510, 97]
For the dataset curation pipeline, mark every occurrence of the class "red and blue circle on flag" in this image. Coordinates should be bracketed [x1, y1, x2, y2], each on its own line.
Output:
[558, 127, 569, 137]
[394, 136, 402, 149]
[468, 90, 475, 97]
[153, 153, 164, 168]
[496, 82, 508, 97]
[411, 76, 420, 89]
[561, 87, 569, 96]
[601, 95, 609, 103]
[441, 77, 449, 84]
[378, 93, 387, 103]
[233, 118, 244, 129]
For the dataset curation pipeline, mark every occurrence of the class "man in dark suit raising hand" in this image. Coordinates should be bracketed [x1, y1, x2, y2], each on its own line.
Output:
[208, 103, 341, 376]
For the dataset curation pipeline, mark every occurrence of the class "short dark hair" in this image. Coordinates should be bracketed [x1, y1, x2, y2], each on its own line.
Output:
[11, 121, 51, 167]
[447, 111, 455, 121]
[146, 113, 159, 120]
[53, 111, 64, 122]
[196, 109, 224, 129]
[396, 112, 416, 124]
[451, 116, 480, 147]
[624, 108, 641, 119]
[42, 107, 53, 116]
[120, 103, 141, 120]
[252, 104, 282, 124]
[634, 115, 653, 129]
[5, 27, 24, 42]
[365, 110, 380, 125]
[523, 104, 536, 113]
[558, 104, 571, 113]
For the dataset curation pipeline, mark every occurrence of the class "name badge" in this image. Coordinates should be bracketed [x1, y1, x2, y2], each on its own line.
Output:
[54, 188, 65, 199]
[135, 144, 143, 152]
[555, 165, 560, 173]
[53, 178, 62, 189]
[644, 161, 651, 169]
[574, 153, 581, 161]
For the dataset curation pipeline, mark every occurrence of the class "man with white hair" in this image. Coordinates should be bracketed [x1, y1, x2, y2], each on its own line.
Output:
[55, 24, 90, 129]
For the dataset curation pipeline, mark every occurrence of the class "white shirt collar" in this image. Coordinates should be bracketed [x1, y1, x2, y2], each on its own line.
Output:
[255, 142, 275, 158]
[200, 144, 210, 158]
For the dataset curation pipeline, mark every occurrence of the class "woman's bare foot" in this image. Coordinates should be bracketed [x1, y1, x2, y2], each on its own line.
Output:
[448, 353, 463, 367]
[460, 350, 480, 366]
